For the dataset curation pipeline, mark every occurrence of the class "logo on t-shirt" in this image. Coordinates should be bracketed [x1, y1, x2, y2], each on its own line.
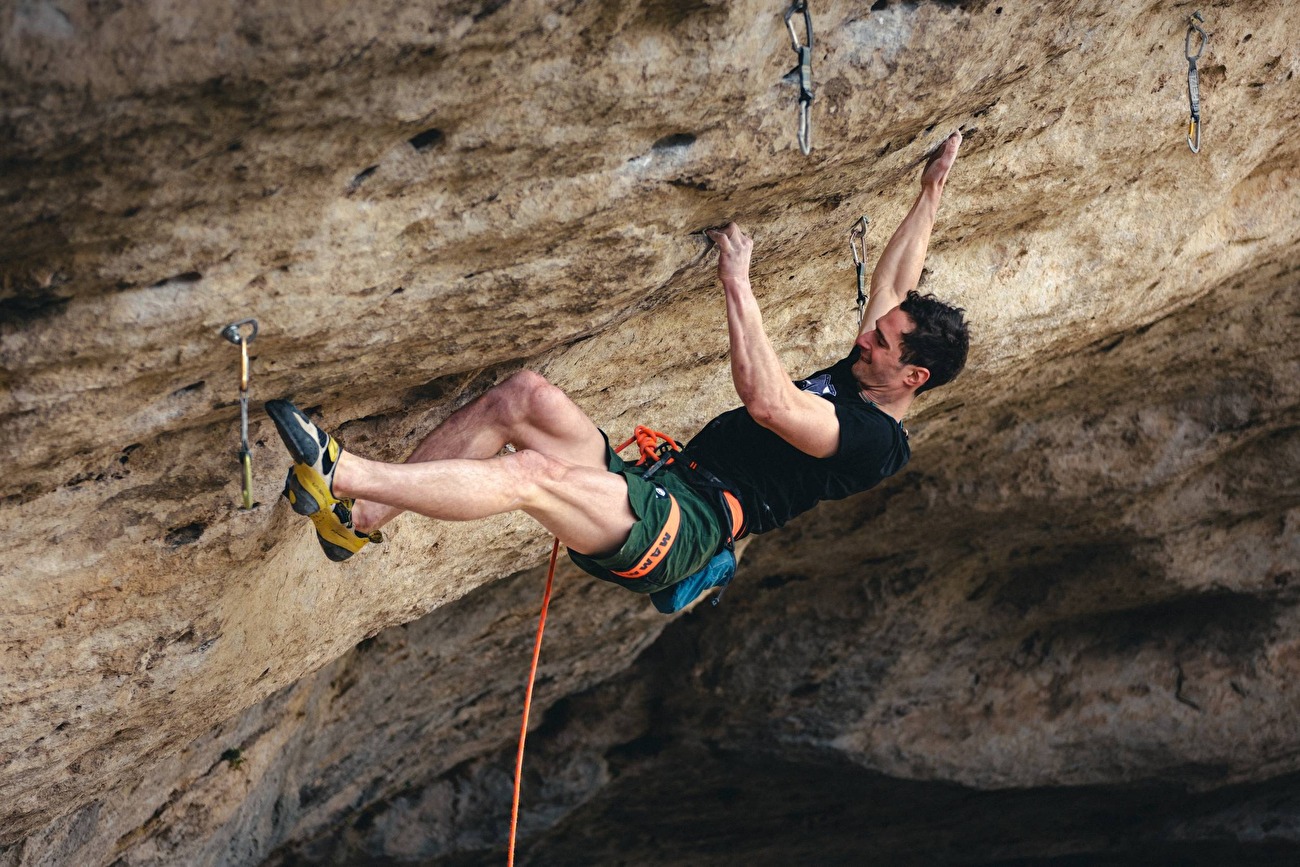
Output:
[796, 373, 837, 397]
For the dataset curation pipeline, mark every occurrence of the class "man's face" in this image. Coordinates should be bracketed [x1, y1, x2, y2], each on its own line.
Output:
[851, 306, 922, 391]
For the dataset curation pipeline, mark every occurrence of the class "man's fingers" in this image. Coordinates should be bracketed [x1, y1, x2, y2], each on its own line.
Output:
[707, 222, 752, 255]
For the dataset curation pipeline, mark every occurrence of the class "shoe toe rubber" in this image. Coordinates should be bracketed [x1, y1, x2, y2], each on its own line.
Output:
[266, 399, 326, 467]
[311, 516, 369, 559]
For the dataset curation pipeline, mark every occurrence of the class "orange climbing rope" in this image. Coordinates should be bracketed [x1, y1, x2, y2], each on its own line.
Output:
[616, 424, 682, 466]
[509, 427, 679, 863]
[508, 537, 560, 867]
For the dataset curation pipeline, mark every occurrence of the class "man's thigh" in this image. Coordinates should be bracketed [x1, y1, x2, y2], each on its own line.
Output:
[509, 373, 609, 471]
[567, 468, 725, 593]
[521, 454, 637, 558]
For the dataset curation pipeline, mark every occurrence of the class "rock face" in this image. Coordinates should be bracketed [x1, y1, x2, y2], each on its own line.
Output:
[3, 0, 1299, 863]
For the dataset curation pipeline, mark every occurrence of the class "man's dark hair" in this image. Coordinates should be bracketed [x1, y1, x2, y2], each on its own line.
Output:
[898, 290, 969, 394]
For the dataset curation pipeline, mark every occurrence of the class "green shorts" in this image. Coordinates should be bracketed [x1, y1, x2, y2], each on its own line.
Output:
[568, 433, 727, 594]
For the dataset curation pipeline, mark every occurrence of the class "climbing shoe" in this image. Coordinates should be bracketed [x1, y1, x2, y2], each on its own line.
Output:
[282, 465, 380, 562]
[265, 399, 342, 493]
[268, 399, 379, 562]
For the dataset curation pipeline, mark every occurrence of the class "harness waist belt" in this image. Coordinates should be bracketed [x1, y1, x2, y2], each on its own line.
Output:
[680, 458, 747, 543]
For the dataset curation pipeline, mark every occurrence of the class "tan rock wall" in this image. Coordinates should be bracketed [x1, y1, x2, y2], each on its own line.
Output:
[2, 0, 1298, 861]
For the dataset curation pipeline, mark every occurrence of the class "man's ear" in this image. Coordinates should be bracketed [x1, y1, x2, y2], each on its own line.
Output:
[906, 366, 930, 391]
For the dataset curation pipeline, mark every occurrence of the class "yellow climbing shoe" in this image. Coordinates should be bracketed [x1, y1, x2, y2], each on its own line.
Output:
[283, 464, 380, 562]
[265, 399, 342, 489]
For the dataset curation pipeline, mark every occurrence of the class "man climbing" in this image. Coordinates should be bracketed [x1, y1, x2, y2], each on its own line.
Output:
[267, 131, 970, 612]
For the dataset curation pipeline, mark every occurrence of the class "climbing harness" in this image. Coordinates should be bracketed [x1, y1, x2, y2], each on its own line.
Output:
[613, 425, 744, 549]
[615, 425, 746, 607]
[615, 425, 683, 478]
[508, 538, 559, 867]
[508, 428, 743, 860]
[784, 1, 814, 155]
[220, 319, 259, 509]
[849, 216, 871, 327]
[1185, 11, 1207, 154]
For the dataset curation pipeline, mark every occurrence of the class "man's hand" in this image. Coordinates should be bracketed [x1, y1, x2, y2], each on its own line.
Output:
[921, 130, 962, 192]
[706, 222, 753, 287]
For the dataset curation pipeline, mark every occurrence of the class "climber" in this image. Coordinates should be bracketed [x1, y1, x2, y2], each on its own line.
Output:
[266, 131, 970, 611]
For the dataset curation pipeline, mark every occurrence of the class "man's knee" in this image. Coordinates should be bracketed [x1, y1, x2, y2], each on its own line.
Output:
[503, 369, 551, 397]
[502, 370, 576, 426]
[479, 370, 546, 425]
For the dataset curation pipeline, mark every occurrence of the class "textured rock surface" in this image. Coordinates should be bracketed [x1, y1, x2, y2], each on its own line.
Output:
[2, 0, 1299, 863]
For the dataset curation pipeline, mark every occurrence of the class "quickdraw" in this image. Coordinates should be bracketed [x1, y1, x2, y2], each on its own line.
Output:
[849, 216, 871, 327]
[1185, 11, 1207, 154]
[220, 318, 258, 509]
[784, 1, 814, 155]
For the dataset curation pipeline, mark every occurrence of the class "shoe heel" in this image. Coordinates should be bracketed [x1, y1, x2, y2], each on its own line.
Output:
[283, 466, 321, 516]
[317, 533, 357, 561]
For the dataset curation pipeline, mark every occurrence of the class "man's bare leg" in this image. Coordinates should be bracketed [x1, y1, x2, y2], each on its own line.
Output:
[351, 370, 608, 534]
[335, 446, 636, 557]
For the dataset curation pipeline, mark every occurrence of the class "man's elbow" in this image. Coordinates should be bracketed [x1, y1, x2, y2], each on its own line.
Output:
[871, 285, 907, 310]
[745, 398, 787, 430]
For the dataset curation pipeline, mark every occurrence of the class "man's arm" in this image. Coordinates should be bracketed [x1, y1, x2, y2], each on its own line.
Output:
[860, 131, 962, 334]
[706, 223, 840, 459]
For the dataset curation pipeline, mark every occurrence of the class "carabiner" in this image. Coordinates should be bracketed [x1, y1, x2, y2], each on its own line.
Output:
[221, 318, 259, 345]
[849, 216, 870, 267]
[785, 1, 813, 55]
[1185, 12, 1206, 154]
[1185, 11, 1206, 64]
[785, 1, 814, 155]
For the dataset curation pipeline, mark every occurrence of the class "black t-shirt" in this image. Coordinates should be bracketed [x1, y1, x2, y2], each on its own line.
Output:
[682, 353, 911, 536]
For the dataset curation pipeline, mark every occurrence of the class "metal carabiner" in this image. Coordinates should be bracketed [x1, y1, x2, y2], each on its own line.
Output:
[849, 216, 870, 326]
[1185, 11, 1206, 63]
[849, 216, 870, 267]
[797, 101, 812, 155]
[785, 1, 812, 55]
[221, 318, 259, 346]
[222, 318, 258, 390]
[785, 1, 814, 155]
[1185, 11, 1206, 154]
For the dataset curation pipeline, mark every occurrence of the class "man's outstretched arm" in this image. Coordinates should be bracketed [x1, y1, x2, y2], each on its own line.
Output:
[860, 131, 962, 334]
[706, 223, 840, 459]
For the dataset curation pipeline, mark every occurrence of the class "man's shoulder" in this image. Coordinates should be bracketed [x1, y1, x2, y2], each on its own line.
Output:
[833, 399, 910, 465]
[793, 354, 854, 399]
[793, 370, 839, 398]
